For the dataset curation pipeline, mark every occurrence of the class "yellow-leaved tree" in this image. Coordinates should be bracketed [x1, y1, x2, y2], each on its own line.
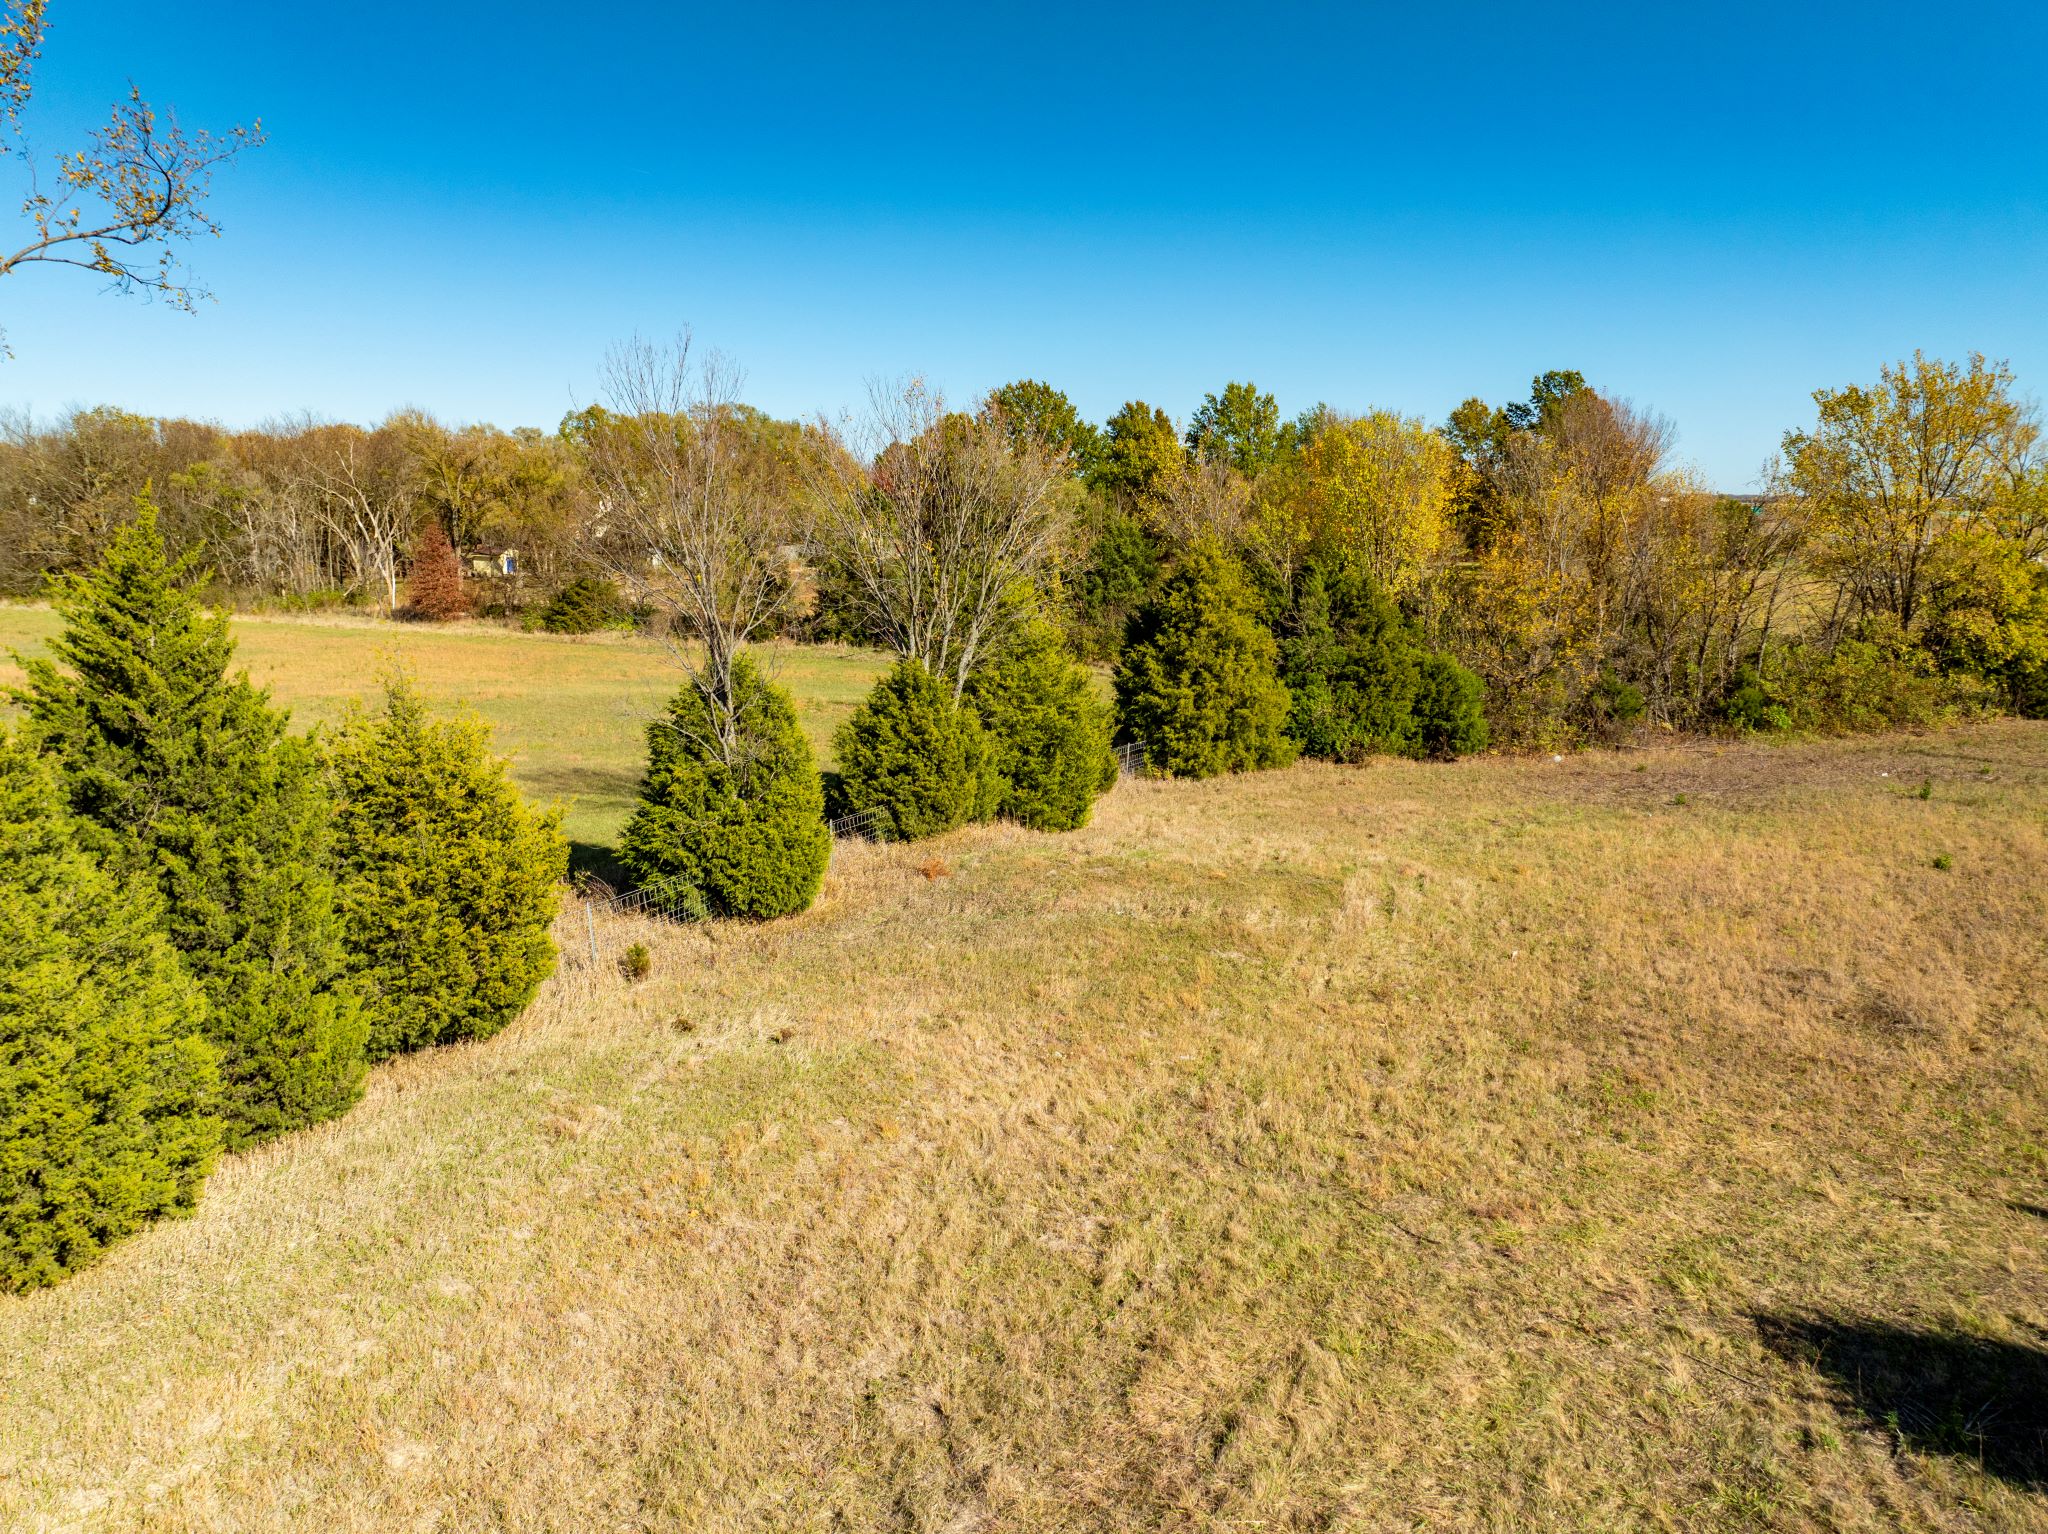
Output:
[1254, 410, 1464, 613]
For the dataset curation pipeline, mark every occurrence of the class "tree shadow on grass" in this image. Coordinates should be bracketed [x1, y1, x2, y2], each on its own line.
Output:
[518, 763, 640, 802]
[566, 840, 630, 890]
[1753, 1311, 2048, 1487]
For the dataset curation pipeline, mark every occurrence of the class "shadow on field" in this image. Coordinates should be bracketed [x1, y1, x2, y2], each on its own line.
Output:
[567, 840, 630, 889]
[520, 763, 641, 801]
[1753, 1311, 2048, 1486]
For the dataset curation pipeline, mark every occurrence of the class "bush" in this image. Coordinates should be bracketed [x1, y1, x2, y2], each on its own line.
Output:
[1583, 669, 1646, 742]
[1782, 619, 1983, 733]
[965, 622, 1116, 832]
[537, 575, 627, 635]
[835, 657, 1000, 840]
[1278, 560, 1421, 760]
[1411, 651, 1490, 758]
[618, 654, 831, 916]
[19, 510, 368, 1148]
[0, 734, 221, 1293]
[1720, 665, 1792, 733]
[620, 943, 651, 981]
[1113, 541, 1295, 778]
[1273, 559, 1490, 762]
[328, 677, 568, 1061]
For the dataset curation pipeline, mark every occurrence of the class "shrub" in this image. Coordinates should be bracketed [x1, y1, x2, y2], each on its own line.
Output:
[835, 657, 999, 840]
[18, 510, 367, 1148]
[1583, 669, 1646, 741]
[619, 654, 831, 916]
[621, 943, 651, 981]
[0, 734, 221, 1293]
[1720, 665, 1792, 732]
[1273, 559, 1489, 762]
[406, 520, 471, 621]
[964, 621, 1116, 831]
[537, 575, 627, 635]
[328, 677, 568, 1061]
[1113, 541, 1295, 778]
[1781, 619, 1983, 733]
[1411, 651, 1490, 758]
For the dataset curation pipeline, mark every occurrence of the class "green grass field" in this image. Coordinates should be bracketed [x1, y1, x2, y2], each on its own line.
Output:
[0, 603, 888, 849]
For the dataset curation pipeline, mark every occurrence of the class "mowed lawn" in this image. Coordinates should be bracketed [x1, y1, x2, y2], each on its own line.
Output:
[2, 721, 2045, 1531]
[0, 603, 889, 849]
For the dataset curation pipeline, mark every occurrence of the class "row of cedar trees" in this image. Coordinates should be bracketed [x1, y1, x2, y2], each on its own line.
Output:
[1, 515, 566, 1292]
[1, 353, 2043, 747]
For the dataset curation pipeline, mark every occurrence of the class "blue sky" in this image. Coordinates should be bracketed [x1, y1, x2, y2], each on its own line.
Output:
[3, 1, 2043, 488]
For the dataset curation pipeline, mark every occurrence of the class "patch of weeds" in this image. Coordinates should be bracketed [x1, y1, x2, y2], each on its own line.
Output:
[1917, 778, 1933, 800]
[1931, 854, 1952, 871]
[621, 942, 651, 981]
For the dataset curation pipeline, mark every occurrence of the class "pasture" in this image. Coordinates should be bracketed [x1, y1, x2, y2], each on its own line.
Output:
[1, 697, 2044, 1531]
[0, 604, 888, 849]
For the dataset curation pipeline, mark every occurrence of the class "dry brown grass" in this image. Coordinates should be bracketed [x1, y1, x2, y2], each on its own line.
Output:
[3, 722, 2047, 1531]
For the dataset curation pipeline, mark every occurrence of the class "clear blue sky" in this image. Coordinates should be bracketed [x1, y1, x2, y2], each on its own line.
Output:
[4, 1, 2043, 488]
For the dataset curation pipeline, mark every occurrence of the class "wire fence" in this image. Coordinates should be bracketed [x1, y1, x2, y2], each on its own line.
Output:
[1114, 738, 1151, 777]
[826, 804, 889, 840]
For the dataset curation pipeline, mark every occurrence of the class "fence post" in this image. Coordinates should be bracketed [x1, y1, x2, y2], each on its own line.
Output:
[585, 900, 597, 967]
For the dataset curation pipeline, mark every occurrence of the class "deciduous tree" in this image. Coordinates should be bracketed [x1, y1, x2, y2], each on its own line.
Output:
[0, 0, 263, 334]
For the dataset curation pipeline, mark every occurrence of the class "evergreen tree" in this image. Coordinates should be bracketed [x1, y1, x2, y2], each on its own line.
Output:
[17, 511, 367, 1147]
[329, 677, 568, 1059]
[537, 574, 626, 634]
[407, 519, 470, 621]
[1278, 560, 1421, 760]
[966, 620, 1116, 831]
[1112, 541, 1295, 778]
[1411, 651, 1490, 758]
[0, 733, 221, 1292]
[619, 654, 831, 917]
[1275, 557, 1491, 762]
[835, 657, 1000, 840]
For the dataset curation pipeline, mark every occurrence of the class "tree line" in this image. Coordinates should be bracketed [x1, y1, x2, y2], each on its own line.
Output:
[4, 349, 2041, 749]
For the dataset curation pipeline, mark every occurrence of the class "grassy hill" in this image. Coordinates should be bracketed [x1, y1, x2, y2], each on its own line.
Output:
[2, 720, 2044, 1531]
[0, 604, 888, 848]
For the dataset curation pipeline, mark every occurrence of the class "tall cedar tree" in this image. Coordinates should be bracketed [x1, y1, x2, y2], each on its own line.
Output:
[17, 511, 367, 1147]
[0, 734, 222, 1292]
[1113, 541, 1295, 778]
[618, 653, 831, 918]
[407, 519, 471, 620]
[328, 677, 568, 1059]
[965, 620, 1117, 831]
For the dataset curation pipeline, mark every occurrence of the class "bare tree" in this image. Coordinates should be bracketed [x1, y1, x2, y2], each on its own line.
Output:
[1155, 453, 1252, 549]
[290, 422, 417, 614]
[809, 378, 1072, 699]
[1, 0, 263, 328]
[574, 334, 795, 764]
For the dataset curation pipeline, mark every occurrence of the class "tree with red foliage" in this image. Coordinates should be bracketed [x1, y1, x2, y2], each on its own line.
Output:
[406, 519, 469, 621]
